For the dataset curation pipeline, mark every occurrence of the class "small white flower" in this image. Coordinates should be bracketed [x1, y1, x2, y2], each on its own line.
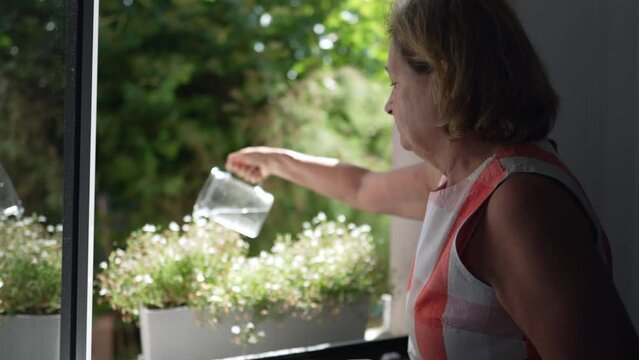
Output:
[274, 257, 284, 267]
[231, 325, 241, 334]
[302, 221, 311, 229]
[0, 279, 3, 288]
[169, 222, 180, 232]
[38, 215, 47, 223]
[99, 261, 108, 270]
[337, 214, 346, 223]
[313, 212, 326, 223]
[47, 225, 55, 233]
[142, 224, 156, 233]
[271, 243, 285, 253]
[43, 239, 57, 247]
[232, 286, 241, 293]
[197, 273, 205, 282]
[143, 275, 153, 284]
[56, 224, 63, 232]
[208, 295, 223, 303]
[99, 288, 108, 296]
[182, 215, 192, 223]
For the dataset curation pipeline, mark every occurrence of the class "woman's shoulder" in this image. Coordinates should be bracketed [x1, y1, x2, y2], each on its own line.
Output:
[473, 172, 638, 359]
[485, 172, 595, 245]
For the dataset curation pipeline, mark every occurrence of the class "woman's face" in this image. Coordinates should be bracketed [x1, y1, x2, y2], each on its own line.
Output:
[385, 42, 443, 156]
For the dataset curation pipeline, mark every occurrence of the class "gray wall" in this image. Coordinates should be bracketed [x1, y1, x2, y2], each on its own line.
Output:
[511, 0, 639, 330]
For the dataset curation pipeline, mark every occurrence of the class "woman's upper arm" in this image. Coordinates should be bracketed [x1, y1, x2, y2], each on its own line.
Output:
[480, 174, 638, 359]
[356, 161, 441, 220]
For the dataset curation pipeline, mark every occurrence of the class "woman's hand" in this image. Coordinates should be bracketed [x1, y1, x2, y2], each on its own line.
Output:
[225, 147, 283, 183]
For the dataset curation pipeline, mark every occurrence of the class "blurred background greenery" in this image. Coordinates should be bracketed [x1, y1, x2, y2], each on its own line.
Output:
[1, 0, 392, 358]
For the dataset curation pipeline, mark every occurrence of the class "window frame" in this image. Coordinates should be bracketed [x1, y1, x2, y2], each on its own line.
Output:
[60, 0, 99, 358]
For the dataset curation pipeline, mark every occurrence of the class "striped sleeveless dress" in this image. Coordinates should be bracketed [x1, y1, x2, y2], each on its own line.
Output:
[406, 139, 612, 359]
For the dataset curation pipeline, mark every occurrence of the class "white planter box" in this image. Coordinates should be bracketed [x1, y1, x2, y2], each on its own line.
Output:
[0, 313, 60, 360]
[140, 300, 369, 360]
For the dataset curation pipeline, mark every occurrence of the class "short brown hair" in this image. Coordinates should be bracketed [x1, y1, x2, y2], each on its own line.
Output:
[388, 0, 558, 144]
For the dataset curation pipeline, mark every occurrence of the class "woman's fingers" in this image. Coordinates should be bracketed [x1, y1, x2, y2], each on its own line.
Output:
[225, 150, 269, 183]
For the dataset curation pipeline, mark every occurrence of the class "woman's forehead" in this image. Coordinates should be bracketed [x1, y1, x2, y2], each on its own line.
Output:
[386, 44, 401, 73]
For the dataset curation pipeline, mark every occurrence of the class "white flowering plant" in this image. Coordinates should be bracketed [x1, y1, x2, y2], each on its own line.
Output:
[0, 215, 63, 315]
[96, 216, 247, 322]
[208, 213, 378, 344]
[97, 213, 378, 344]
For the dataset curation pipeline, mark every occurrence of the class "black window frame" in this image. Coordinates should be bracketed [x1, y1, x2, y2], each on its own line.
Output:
[60, 0, 99, 358]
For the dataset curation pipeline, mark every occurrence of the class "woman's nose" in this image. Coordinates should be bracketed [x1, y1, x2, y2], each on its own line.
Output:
[384, 99, 393, 115]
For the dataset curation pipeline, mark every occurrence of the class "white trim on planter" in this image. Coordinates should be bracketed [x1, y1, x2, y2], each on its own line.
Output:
[0, 313, 60, 360]
[140, 299, 369, 360]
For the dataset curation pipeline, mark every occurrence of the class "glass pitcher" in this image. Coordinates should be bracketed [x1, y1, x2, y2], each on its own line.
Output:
[193, 167, 274, 238]
[0, 163, 24, 218]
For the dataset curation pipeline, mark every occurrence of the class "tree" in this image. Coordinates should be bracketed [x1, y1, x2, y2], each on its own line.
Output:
[96, 0, 392, 255]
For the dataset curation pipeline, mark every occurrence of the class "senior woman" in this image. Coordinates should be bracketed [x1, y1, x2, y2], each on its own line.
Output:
[225, 0, 638, 358]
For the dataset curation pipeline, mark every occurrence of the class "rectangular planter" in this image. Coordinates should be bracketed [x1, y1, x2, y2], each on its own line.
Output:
[0, 313, 60, 360]
[140, 299, 369, 360]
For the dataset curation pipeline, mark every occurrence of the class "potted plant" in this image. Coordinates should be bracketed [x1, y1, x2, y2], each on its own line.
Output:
[0, 215, 63, 360]
[97, 213, 377, 360]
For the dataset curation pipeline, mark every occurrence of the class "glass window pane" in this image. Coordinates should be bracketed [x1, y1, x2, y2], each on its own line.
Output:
[94, 1, 392, 359]
[0, 0, 67, 358]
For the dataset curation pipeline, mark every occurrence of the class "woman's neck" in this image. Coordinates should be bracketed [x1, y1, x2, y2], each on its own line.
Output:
[427, 137, 503, 187]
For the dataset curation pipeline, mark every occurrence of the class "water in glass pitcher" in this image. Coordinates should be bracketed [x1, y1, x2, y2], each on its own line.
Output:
[193, 167, 274, 238]
[206, 207, 270, 239]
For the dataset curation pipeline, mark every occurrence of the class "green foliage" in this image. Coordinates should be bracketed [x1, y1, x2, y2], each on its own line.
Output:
[96, 0, 393, 256]
[0, 215, 62, 315]
[2, 0, 394, 305]
[0, 1, 66, 222]
[97, 214, 377, 344]
[252, 66, 392, 243]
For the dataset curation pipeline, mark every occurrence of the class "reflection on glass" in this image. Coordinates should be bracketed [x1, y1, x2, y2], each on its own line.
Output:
[0, 164, 24, 218]
[0, 0, 66, 359]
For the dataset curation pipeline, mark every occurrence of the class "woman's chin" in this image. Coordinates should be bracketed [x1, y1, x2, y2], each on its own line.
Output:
[399, 137, 412, 151]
